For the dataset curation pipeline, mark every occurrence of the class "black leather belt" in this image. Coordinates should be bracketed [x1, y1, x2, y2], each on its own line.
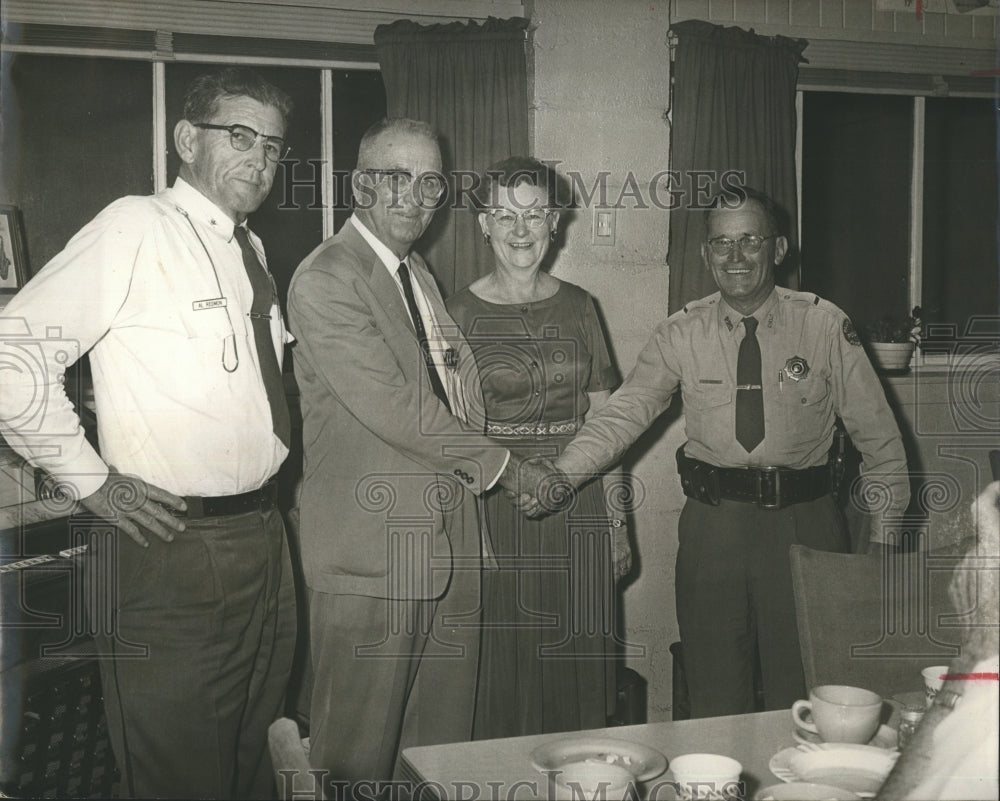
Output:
[180, 478, 278, 519]
[676, 447, 831, 510]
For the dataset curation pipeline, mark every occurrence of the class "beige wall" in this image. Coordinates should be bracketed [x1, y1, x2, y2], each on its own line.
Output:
[528, 0, 995, 721]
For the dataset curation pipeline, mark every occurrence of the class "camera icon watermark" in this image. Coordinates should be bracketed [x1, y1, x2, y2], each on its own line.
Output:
[0, 318, 82, 438]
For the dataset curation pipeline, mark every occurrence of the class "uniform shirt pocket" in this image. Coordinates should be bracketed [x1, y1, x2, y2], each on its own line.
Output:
[682, 384, 733, 447]
[777, 374, 831, 440]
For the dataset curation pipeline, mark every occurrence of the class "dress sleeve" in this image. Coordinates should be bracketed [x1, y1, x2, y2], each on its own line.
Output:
[582, 294, 618, 392]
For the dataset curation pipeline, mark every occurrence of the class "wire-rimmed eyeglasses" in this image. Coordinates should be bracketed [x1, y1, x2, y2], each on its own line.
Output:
[486, 208, 551, 229]
[707, 234, 775, 256]
[362, 169, 447, 203]
[194, 123, 290, 162]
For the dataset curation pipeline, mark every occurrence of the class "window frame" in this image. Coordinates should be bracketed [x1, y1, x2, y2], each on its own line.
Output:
[3, 42, 380, 240]
[795, 82, 997, 332]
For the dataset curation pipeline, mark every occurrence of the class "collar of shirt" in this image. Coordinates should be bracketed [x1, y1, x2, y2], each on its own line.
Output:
[349, 214, 408, 277]
[169, 177, 240, 242]
[719, 288, 780, 337]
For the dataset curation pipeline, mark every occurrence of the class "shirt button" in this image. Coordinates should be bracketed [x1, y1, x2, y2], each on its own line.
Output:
[801, 397, 808, 404]
[531, 361, 539, 367]
[520, 306, 528, 313]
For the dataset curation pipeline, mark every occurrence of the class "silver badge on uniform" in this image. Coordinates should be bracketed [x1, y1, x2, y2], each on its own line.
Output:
[783, 356, 810, 381]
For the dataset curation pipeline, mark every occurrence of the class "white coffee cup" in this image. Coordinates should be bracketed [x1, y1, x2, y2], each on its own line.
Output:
[921, 665, 948, 708]
[791, 685, 882, 744]
[670, 753, 742, 800]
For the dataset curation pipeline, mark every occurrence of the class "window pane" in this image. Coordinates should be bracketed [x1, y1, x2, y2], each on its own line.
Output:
[922, 97, 999, 337]
[330, 70, 387, 233]
[801, 92, 913, 329]
[165, 63, 324, 306]
[0, 54, 153, 274]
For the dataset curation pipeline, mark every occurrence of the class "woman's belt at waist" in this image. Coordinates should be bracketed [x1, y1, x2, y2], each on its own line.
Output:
[486, 418, 581, 439]
[676, 447, 831, 510]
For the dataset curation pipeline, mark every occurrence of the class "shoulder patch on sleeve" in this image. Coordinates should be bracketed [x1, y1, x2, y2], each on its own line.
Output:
[843, 318, 862, 346]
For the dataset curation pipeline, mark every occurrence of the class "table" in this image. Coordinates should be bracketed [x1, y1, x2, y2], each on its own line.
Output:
[400, 710, 798, 800]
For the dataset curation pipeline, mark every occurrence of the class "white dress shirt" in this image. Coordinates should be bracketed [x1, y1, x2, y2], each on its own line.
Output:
[0, 178, 290, 498]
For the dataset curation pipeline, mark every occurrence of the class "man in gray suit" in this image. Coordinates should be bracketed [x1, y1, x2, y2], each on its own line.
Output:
[288, 118, 534, 798]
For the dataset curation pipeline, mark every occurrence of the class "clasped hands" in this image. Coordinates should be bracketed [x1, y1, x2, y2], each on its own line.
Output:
[499, 455, 576, 519]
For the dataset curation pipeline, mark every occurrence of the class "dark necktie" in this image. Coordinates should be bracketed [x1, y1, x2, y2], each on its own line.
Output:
[735, 316, 764, 453]
[233, 226, 291, 447]
[396, 262, 451, 411]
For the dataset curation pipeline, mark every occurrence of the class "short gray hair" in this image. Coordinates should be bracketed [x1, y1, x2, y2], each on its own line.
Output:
[357, 118, 440, 170]
[705, 186, 783, 237]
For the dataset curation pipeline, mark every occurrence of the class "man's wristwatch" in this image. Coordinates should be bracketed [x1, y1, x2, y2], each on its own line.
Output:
[932, 687, 963, 710]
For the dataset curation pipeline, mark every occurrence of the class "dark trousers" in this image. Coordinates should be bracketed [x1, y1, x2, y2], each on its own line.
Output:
[675, 495, 848, 718]
[307, 505, 482, 799]
[83, 507, 296, 799]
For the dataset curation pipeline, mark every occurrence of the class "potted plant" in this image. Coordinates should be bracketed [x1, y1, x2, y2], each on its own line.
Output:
[863, 306, 923, 372]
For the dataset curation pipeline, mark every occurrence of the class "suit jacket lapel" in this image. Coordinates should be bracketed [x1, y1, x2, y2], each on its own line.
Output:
[339, 222, 415, 338]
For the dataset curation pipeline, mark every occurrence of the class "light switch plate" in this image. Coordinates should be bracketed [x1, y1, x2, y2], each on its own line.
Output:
[592, 207, 615, 246]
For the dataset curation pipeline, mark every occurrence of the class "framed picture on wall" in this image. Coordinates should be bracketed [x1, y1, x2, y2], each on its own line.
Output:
[0, 204, 29, 294]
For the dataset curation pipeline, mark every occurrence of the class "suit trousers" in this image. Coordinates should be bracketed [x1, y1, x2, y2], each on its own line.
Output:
[307, 501, 482, 800]
[675, 495, 848, 718]
[83, 507, 296, 799]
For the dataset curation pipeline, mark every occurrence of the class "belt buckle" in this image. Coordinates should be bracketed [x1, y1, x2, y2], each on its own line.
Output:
[756, 466, 782, 509]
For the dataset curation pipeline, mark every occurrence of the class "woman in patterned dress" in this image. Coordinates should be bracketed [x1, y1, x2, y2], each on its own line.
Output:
[447, 157, 632, 738]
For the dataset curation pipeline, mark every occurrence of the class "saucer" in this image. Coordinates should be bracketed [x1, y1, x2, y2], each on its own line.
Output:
[770, 745, 898, 798]
[755, 782, 861, 801]
[793, 724, 898, 751]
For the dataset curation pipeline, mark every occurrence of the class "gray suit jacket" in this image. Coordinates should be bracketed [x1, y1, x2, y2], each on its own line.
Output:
[288, 221, 507, 599]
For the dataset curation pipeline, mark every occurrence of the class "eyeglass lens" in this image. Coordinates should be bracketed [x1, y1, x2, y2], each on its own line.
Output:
[490, 209, 549, 228]
[227, 125, 285, 161]
[709, 235, 769, 255]
[380, 171, 445, 201]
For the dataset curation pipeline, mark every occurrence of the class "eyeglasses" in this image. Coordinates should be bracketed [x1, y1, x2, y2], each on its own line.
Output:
[486, 208, 551, 229]
[194, 123, 290, 162]
[707, 234, 775, 256]
[363, 169, 446, 202]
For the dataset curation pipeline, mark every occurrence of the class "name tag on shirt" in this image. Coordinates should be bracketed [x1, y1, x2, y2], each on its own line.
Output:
[193, 297, 227, 311]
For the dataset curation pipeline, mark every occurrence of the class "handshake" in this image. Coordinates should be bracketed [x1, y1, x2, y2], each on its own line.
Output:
[499, 455, 577, 519]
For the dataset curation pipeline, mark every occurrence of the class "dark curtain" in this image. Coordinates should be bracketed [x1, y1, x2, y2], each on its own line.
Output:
[666, 20, 807, 313]
[374, 17, 530, 297]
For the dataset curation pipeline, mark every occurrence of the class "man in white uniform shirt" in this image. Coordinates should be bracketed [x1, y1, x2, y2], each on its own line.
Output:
[0, 68, 296, 799]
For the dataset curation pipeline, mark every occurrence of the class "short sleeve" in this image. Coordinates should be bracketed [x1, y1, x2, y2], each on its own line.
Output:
[582, 294, 618, 392]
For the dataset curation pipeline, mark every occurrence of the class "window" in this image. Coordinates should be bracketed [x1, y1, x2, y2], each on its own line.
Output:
[1, 55, 153, 272]
[0, 53, 387, 305]
[922, 97, 998, 337]
[800, 91, 998, 338]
